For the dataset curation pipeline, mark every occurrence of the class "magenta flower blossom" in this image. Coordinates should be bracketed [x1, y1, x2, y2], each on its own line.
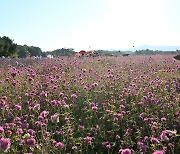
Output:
[92, 106, 98, 111]
[51, 100, 57, 106]
[160, 131, 169, 142]
[0, 138, 11, 152]
[28, 129, 35, 136]
[40, 111, 49, 117]
[2, 96, 7, 100]
[27, 138, 36, 147]
[59, 92, 64, 97]
[78, 125, 84, 131]
[51, 113, 59, 123]
[150, 137, 159, 144]
[15, 104, 22, 110]
[119, 148, 131, 154]
[55, 142, 64, 149]
[22, 123, 29, 129]
[161, 117, 166, 122]
[71, 94, 77, 98]
[105, 110, 110, 113]
[0, 126, 4, 133]
[84, 136, 92, 144]
[72, 145, 78, 150]
[21, 139, 25, 145]
[152, 150, 164, 154]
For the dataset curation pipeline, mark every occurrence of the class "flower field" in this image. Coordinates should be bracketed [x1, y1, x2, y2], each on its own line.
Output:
[0, 55, 179, 153]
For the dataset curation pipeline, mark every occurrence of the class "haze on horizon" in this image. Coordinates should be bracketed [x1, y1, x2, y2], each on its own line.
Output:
[0, 0, 180, 51]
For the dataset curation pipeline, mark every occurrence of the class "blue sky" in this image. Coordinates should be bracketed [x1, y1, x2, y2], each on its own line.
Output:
[0, 0, 180, 51]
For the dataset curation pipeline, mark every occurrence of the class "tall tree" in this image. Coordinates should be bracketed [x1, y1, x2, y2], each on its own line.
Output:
[0, 36, 19, 57]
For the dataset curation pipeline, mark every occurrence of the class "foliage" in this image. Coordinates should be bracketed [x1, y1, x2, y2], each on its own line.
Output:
[48, 48, 75, 56]
[18, 45, 45, 58]
[134, 49, 180, 55]
[0, 36, 19, 58]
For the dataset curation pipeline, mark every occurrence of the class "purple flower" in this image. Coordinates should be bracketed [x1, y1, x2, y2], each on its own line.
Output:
[84, 136, 92, 144]
[92, 106, 98, 111]
[160, 131, 169, 142]
[2, 96, 7, 100]
[0, 127, 4, 133]
[22, 123, 29, 129]
[106, 144, 111, 149]
[72, 145, 78, 150]
[116, 135, 120, 139]
[40, 111, 49, 117]
[137, 142, 147, 152]
[65, 117, 70, 123]
[119, 148, 131, 154]
[15, 104, 22, 110]
[59, 92, 64, 97]
[55, 142, 64, 149]
[161, 117, 166, 122]
[51, 113, 59, 123]
[78, 125, 84, 131]
[28, 129, 35, 136]
[33, 104, 40, 111]
[0, 138, 11, 152]
[35, 121, 41, 127]
[150, 137, 159, 144]
[27, 138, 36, 147]
[71, 94, 77, 99]
[152, 150, 164, 154]
[51, 100, 57, 106]
[21, 139, 25, 145]
[105, 110, 110, 114]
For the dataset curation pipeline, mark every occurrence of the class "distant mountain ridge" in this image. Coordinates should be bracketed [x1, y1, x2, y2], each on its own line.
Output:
[124, 45, 180, 51]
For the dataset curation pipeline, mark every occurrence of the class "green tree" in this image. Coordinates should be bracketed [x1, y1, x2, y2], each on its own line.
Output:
[17, 45, 30, 58]
[0, 36, 19, 58]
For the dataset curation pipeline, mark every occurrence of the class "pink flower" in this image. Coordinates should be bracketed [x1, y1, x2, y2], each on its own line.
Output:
[59, 92, 64, 97]
[92, 106, 98, 111]
[84, 136, 92, 144]
[51, 113, 59, 123]
[51, 100, 57, 106]
[0, 127, 4, 133]
[15, 104, 22, 110]
[55, 142, 64, 148]
[119, 148, 131, 154]
[40, 111, 49, 117]
[72, 146, 78, 150]
[160, 131, 169, 142]
[150, 137, 159, 144]
[152, 150, 164, 154]
[27, 129, 35, 136]
[71, 94, 77, 99]
[0, 138, 11, 152]
[78, 125, 84, 131]
[27, 138, 36, 147]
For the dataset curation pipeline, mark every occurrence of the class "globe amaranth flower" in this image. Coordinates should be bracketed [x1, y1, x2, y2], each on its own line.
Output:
[0, 126, 4, 133]
[84, 136, 92, 144]
[160, 131, 169, 142]
[0, 138, 11, 152]
[150, 137, 159, 144]
[72, 145, 78, 150]
[119, 148, 131, 154]
[71, 94, 77, 99]
[55, 142, 64, 149]
[152, 150, 164, 154]
[27, 129, 35, 136]
[51, 113, 59, 123]
[27, 138, 36, 147]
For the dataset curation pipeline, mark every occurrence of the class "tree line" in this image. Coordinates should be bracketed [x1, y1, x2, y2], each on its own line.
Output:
[0, 36, 179, 58]
[0, 36, 76, 58]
